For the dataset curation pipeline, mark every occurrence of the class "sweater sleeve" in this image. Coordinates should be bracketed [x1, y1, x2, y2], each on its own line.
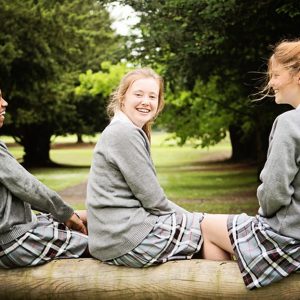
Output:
[257, 114, 300, 217]
[0, 146, 74, 222]
[106, 124, 174, 215]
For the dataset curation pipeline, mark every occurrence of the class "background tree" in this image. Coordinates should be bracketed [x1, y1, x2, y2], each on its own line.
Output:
[108, 0, 300, 165]
[0, 0, 121, 166]
[74, 61, 129, 135]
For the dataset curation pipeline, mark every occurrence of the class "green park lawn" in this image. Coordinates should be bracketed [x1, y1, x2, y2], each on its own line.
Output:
[2, 132, 259, 215]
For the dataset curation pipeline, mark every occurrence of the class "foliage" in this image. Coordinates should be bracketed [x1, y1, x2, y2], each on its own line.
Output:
[161, 77, 232, 147]
[73, 61, 130, 134]
[76, 62, 130, 97]
[108, 0, 300, 162]
[0, 0, 121, 166]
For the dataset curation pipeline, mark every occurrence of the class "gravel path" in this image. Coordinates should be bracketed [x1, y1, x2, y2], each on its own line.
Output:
[58, 181, 87, 205]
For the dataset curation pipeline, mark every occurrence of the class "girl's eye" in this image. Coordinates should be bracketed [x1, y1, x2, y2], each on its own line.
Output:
[135, 93, 142, 97]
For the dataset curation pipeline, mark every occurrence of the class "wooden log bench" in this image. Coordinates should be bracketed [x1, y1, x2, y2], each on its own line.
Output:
[0, 258, 299, 299]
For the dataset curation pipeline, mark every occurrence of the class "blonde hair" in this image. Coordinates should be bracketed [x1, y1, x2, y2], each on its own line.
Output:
[260, 39, 300, 99]
[107, 68, 164, 141]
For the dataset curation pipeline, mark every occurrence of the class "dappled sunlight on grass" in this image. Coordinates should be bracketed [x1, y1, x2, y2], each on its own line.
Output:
[50, 148, 93, 167]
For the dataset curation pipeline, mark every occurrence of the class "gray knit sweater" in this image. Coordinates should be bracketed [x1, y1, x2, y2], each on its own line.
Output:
[87, 112, 187, 261]
[258, 108, 300, 240]
[0, 141, 74, 245]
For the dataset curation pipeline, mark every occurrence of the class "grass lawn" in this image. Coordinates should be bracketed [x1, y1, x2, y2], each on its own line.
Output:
[1, 132, 259, 214]
[151, 133, 259, 214]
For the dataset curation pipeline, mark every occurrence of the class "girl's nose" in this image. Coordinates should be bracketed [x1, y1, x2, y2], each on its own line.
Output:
[141, 97, 150, 104]
[1, 97, 8, 107]
[268, 79, 274, 89]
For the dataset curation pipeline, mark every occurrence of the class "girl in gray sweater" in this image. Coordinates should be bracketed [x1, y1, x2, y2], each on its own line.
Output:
[87, 68, 204, 267]
[201, 39, 300, 289]
[0, 90, 88, 268]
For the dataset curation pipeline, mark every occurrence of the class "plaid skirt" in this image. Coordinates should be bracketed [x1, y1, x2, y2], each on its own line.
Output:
[228, 213, 300, 290]
[106, 212, 203, 268]
[0, 213, 88, 269]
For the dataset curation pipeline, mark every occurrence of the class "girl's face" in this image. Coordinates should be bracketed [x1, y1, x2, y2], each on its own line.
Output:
[122, 77, 159, 128]
[268, 59, 300, 108]
[0, 90, 8, 128]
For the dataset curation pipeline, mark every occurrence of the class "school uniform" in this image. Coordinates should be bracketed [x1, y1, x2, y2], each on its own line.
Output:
[228, 108, 300, 289]
[87, 111, 203, 266]
[0, 141, 88, 268]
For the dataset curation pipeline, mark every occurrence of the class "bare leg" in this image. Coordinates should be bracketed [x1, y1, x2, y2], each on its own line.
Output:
[201, 214, 234, 260]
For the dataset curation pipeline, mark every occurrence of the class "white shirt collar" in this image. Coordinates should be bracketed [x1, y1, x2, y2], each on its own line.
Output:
[111, 111, 138, 127]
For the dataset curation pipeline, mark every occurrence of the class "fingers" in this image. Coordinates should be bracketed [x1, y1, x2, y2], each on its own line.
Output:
[77, 221, 88, 235]
[73, 215, 88, 235]
[65, 213, 88, 235]
[75, 210, 87, 225]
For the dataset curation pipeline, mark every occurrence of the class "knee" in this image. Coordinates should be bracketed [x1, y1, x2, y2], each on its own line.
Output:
[201, 214, 229, 241]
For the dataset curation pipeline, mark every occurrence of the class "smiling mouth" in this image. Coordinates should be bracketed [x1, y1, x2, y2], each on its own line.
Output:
[0, 111, 5, 116]
[137, 108, 150, 113]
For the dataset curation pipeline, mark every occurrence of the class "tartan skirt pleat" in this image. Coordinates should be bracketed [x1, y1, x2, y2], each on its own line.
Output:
[106, 212, 204, 268]
[228, 213, 300, 289]
[0, 213, 88, 268]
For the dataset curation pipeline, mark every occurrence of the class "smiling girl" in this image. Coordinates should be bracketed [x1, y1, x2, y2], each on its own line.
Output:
[200, 39, 300, 289]
[87, 68, 204, 267]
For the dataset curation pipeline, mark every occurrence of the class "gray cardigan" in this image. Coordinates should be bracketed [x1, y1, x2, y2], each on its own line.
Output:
[87, 112, 187, 261]
[258, 108, 300, 240]
[0, 141, 74, 245]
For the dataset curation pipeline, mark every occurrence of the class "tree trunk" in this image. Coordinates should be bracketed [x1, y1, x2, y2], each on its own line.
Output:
[21, 127, 53, 168]
[77, 133, 83, 144]
[229, 124, 257, 162]
[229, 120, 271, 180]
[253, 115, 271, 177]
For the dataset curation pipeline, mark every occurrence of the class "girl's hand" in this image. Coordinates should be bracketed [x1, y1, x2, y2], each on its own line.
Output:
[65, 211, 88, 235]
[74, 210, 87, 226]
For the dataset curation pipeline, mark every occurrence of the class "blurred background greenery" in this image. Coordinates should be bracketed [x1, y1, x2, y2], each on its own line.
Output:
[1, 0, 299, 169]
[1, 0, 298, 214]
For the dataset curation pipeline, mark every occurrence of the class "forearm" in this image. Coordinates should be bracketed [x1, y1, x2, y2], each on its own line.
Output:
[0, 150, 73, 222]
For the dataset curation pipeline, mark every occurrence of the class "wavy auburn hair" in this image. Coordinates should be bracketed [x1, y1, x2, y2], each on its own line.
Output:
[259, 39, 300, 99]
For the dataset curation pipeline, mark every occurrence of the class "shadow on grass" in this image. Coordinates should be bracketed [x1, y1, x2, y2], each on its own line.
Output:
[24, 161, 90, 171]
[158, 158, 258, 172]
